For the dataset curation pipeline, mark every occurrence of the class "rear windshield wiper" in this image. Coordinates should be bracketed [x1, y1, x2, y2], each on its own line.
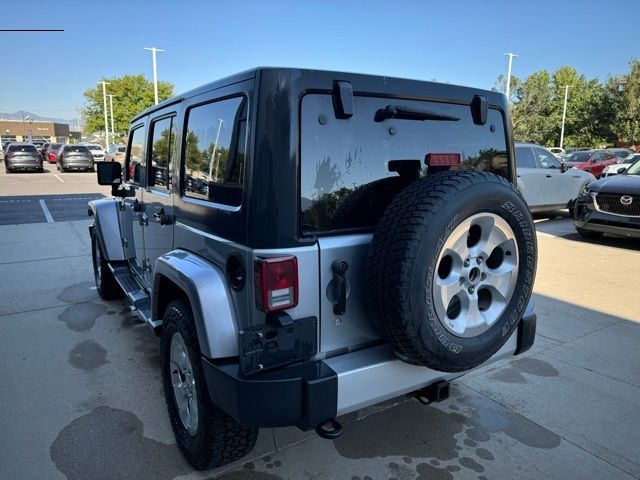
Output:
[374, 105, 459, 123]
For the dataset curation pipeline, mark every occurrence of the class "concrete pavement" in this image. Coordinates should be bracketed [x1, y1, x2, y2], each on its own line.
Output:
[0, 194, 639, 478]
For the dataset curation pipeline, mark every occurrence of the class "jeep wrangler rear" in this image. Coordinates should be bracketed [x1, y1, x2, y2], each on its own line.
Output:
[89, 67, 537, 470]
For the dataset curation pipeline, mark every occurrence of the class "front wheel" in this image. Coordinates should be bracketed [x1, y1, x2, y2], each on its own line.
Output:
[91, 228, 123, 300]
[161, 300, 258, 470]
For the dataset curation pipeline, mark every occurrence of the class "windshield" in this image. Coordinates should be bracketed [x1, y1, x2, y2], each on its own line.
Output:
[86, 145, 101, 151]
[620, 154, 640, 164]
[567, 152, 591, 162]
[50, 143, 62, 150]
[627, 158, 640, 175]
[65, 146, 90, 153]
[8, 145, 37, 153]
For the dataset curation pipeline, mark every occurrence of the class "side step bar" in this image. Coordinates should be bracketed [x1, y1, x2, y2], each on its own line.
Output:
[108, 263, 162, 333]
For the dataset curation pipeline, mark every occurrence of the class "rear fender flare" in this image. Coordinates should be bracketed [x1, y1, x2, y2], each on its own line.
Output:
[88, 198, 125, 261]
[153, 250, 238, 359]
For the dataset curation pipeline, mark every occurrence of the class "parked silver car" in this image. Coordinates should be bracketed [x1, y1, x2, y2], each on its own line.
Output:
[56, 144, 95, 172]
[515, 142, 595, 215]
[4, 143, 43, 173]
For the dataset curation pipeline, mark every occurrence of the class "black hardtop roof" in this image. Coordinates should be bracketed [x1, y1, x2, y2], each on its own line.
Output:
[131, 67, 506, 122]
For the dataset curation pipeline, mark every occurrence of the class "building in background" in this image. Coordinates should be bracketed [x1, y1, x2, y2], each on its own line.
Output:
[0, 119, 71, 145]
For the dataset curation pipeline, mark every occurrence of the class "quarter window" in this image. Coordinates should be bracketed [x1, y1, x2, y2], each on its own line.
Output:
[149, 116, 176, 189]
[182, 96, 247, 206]
[125, 126, 146, 184]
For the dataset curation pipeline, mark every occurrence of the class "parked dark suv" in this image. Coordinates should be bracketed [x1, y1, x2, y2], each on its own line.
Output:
[89, 68, 538, 470]
[4, 143, 43, 173]
[57, 144, 95, 172]
[574, 156, 640, 238]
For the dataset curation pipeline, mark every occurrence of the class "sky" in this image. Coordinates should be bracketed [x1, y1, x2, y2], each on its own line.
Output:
[1, 0, 637, 121]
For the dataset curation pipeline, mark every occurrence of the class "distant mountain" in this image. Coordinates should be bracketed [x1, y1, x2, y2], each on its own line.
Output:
[0, 110, 78, 128]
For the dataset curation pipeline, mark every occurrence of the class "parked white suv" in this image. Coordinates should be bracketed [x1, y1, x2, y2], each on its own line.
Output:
[515, 142, 595, 215]
[84, 144, 106, 162]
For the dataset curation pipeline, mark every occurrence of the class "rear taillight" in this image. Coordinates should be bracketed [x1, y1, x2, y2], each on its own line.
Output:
[255, 256, 298, 312]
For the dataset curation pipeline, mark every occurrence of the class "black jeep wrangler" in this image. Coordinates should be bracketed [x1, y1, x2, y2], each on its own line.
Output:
[90, 67, 537, 469]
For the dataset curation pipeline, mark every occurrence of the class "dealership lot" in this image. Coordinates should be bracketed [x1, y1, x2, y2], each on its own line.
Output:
[0, 168, 639, 479]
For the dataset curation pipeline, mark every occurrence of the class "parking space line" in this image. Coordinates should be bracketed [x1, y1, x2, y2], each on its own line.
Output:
[38, 200, 54, 223]
[54, 174, 64, 183]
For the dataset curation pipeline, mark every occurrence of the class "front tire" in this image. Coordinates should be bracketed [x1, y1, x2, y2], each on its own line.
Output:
[91, 228, 123, 300]
[161, 300, 258, 470]
[576, 227, 603, 239]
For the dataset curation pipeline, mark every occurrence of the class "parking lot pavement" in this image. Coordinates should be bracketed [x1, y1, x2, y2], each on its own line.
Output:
[1, 202, 639, 478]
[0, 163, 111, 225]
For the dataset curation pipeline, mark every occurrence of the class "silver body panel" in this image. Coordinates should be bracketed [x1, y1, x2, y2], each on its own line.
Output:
[326, 331, 517, 416]
[88, 198, 126, 261]
[152, 249, 239, 358]
[317, 234, 380, 354]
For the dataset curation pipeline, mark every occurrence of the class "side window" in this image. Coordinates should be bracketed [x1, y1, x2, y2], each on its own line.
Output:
[182, 96, 247, 206]
[591, 153, 602, 161]
[515, 147, 536, 169]
[534, 148, 561, 169]
[149, 116, 176, 189]
[125, 126, 146, 184]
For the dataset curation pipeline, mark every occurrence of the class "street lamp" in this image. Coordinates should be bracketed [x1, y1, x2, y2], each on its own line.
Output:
[98, 80, 111, 148]
[107, 94, 116, 142]
[559, 85, 569, 149]
[144, 47, 165, 105]
[504, 52, 518, 104]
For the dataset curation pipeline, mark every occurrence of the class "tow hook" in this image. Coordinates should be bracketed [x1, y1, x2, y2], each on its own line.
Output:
[413, 380, 450, 405]
[315, 419, 343, 439]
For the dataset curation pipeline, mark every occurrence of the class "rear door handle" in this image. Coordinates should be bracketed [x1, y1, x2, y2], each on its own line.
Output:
[545, 174, 552, 178]
[139, 213, 148, 226]
[331, 259, 348, 315]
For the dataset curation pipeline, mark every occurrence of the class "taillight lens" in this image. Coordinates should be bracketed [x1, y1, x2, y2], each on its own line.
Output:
[255, 256, 298, 312]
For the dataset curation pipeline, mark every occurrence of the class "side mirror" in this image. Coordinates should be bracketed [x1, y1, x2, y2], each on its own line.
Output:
[560, 162, 568, 173]
[617, 167, 627, 174]
[97, 161, 122, 186]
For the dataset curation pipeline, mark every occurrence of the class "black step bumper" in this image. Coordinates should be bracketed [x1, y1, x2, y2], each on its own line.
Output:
[203, 303, 537, 431]
[202, 357, 337, 431]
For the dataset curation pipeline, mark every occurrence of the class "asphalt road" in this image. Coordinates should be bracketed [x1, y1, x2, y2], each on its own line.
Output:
[1, 168, 639, 480]
[0, 162, 111, 225]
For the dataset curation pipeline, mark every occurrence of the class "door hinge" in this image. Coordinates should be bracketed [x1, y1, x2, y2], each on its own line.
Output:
[122, 236, 128, 247]
[143, 259, 152, 273]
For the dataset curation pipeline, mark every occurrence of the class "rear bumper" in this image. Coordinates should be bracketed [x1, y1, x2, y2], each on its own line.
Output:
[203, 303, 537, 430]
[63, 162, 94, 169]
[6, 161, 41, 170]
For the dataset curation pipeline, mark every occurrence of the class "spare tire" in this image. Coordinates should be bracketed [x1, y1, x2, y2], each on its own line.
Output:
[366, 171, 537, 372]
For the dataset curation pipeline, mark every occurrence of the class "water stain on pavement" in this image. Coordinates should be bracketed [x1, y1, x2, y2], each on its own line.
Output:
[50, 406, 190, 480]
[215, 469, 284, 480]
[490, 358, 559, 384]
[462, 396, 561, 449]
[68, 340, 108, 371]
[57, 281, 99, 304]
[58, 302, 107, 331]
[513, 357, 559, 377]
[334, 400, 466, 460]
[414, 462, 453, 480]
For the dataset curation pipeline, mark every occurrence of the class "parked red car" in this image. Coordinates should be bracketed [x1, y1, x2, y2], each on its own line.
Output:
[44, 143, 62, 163]
[565, 149, 617, 178]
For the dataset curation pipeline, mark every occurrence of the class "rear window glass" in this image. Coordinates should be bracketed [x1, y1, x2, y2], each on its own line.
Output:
[50, 144, 62, 150]
[117, 146, 126, 153]
[182, 96, 247, 207]
[86, 145, 101, 150]
[65, 146, 90, 153]
[8, 145, 37, 153]
[515, 147, 536, 168]
[300, 94, 508, 235]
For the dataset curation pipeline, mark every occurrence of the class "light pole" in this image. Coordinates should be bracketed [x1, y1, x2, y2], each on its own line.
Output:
[504, 52, 518, 104]
[208, 118, 225, 180]
[559, 85, 569, 149]
[98, 80, 110, 148]
[144, 47, 165, 105]
[107, 94, 116, 142]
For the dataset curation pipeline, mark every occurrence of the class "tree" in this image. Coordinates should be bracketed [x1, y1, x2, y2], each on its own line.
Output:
[606, 59, 640, 147]
[82, 74, 174, 142]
